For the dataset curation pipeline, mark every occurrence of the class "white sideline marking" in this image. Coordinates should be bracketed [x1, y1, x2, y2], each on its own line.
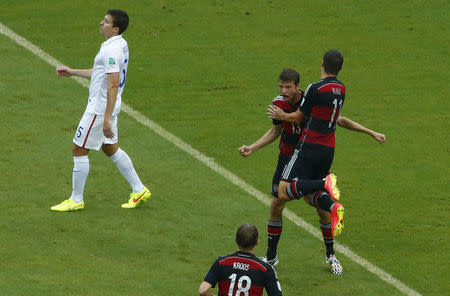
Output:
[0, 22, 421, 296]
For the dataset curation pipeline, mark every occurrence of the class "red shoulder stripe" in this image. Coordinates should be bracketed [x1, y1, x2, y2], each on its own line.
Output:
[318, 83, 345, 94]
[219, 257, 267, 272]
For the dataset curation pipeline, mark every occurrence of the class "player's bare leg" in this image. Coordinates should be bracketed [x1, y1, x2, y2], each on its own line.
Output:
[277, 181, 293, 202]
[73, 144, 89, 156]
[269, 196, 285, 221]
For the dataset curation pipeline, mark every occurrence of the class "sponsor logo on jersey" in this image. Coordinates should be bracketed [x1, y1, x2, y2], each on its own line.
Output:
[109, 58, 115, 65]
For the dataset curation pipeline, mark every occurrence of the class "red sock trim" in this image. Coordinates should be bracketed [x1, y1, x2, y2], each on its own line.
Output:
[321, 228, 333, 239]
[268, 226, 283, 235]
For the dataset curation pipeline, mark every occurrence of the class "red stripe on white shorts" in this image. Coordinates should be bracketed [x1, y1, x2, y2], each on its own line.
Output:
[82, 115, 97, 148]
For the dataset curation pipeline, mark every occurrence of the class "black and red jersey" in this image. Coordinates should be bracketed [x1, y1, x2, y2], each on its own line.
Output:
[203, 251, 282, 296]
[272, 95, 302, 157]
[299, 77, 345, 148]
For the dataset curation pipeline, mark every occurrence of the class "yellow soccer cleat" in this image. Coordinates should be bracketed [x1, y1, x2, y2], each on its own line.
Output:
[324, 173, 340, 201]
[331, 203, 344, 237]
[50, 198, 85, 212]
[121, 187, 151, 209]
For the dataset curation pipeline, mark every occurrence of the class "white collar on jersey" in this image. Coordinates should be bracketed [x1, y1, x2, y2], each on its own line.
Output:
[103, 34, 123, 46]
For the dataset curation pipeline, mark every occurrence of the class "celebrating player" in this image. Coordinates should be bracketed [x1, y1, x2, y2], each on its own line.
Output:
[241, 66, 385, 275]
[268, 50, 350, 273]
[51, 10, 151, 211]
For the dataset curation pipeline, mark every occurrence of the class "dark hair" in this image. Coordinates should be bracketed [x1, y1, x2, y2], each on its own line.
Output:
[107, 9, 129, 34]
[323, 49, 344, 75]
[278, 68, 300, 86]
[235, 224, 258, 251]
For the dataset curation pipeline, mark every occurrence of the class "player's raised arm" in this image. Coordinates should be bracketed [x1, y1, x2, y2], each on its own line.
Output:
[337, 116, 386, 144]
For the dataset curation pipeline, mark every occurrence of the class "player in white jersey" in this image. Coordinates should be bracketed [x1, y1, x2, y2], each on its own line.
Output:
[51, 10, 151, 211]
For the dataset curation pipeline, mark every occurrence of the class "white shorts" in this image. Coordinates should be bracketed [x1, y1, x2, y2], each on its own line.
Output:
[73, 112, 118, 151]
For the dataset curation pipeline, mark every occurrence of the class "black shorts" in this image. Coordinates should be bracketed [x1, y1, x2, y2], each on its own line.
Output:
[271, 154, 290, 198]
[281, 143, 334, 182]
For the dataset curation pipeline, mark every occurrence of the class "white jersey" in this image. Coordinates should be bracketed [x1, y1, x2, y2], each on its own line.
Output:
[85, 35, 129, 116]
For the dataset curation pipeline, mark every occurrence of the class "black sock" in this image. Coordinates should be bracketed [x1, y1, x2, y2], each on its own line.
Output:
[295, 179, 325, 196]
[286, 179, 326, 199]
[266, 220, 282, 260]
[321, 222, 334, 257]
[316, 192, 334, 212]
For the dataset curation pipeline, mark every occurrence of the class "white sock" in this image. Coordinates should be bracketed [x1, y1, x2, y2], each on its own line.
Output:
[109, 148, 144, 193]
[70, 156, 89, 203]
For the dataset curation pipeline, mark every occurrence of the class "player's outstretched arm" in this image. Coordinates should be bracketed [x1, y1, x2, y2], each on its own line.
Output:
[239, 125, 282, 157]
[56, 66, 93, 79]
[337, 116, 386, 144]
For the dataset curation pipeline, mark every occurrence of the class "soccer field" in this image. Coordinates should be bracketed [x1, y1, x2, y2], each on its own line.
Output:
[1, 1, 449, 295]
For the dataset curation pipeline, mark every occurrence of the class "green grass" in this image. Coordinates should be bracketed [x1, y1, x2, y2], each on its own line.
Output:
[1, 0, 449, 295]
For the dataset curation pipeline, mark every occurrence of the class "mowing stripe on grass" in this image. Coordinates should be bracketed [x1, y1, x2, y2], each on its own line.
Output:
[0, 22, 421, 296]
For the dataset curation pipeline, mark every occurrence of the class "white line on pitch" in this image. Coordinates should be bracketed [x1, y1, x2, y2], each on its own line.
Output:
[0, 22, 421, 296]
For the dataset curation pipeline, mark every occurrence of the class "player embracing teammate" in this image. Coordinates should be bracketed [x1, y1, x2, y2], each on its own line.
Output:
[240, 50, 385, 277]
[266, 50, 347, 274]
